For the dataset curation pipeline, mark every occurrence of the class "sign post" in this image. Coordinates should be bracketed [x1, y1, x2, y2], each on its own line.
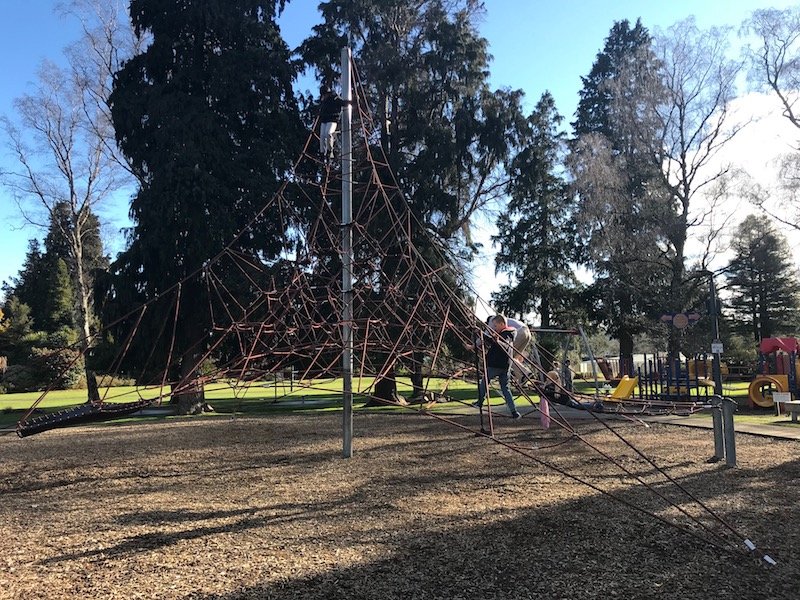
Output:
[708, 274, 723, 396]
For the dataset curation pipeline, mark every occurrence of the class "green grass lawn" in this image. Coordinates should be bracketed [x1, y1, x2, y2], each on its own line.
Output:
[0, 376, 482, 430]
[3, 375, 797, 432]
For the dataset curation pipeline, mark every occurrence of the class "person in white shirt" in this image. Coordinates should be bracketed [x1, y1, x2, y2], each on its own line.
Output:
[505, 317, 539, 383]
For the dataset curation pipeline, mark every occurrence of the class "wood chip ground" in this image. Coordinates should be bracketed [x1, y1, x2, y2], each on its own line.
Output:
[1, 412, 798, 599]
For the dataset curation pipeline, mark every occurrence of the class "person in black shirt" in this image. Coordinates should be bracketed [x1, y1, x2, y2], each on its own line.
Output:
[473, 314, 520, 419]
[318, 85, 351, 161]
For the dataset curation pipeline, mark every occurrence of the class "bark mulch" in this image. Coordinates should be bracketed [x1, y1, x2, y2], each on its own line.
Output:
[1, 411, 798, 599]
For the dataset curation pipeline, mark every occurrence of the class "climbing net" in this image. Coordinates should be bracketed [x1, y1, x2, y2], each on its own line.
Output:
[13, 61, 776, 566]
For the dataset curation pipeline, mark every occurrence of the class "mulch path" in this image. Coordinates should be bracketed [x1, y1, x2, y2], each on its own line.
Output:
[1, 411, 799, 599]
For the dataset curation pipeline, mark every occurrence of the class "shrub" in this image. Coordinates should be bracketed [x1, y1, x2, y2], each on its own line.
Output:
[2, 364, 40, 392]
[198, 357, 217, 379]
[29, 347, 84, 390]
[44, 326, 78, 348]
[96, 374, 138, 387]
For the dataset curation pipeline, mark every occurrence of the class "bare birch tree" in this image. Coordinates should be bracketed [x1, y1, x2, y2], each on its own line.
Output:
[651, 17, 743, 293]
[0, 0, 136, 401]
[628, 18, 743, 355]
[742, 6, 800, 230]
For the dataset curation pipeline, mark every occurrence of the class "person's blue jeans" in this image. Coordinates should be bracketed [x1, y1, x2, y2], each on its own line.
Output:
[477, 366, 517, 413]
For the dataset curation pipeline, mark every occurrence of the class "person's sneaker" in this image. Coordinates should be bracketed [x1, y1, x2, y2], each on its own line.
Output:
[471, 400, 482, 408]
[511, 411, 522, 420]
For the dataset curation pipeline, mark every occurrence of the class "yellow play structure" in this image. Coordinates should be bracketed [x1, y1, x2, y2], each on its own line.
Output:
[605, 375, 638, 402]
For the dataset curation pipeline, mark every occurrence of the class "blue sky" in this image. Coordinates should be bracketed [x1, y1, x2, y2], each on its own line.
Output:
[0, 0, 796, 297]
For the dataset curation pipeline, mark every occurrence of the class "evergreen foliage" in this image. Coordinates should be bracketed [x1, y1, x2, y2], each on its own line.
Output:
[301, 0, 525, 250]
[0, 296, 36, 365]
[44, 201, 109, 288]
[569, 19, 669, 366]
[300, 0, 526, 393]
[107, 0, 305, 385]
[725, 215, 800, 341]
[573, 19, 653, 140]
[43, 258, 76, 334]
[7, 240, 48, 330]
[493, 92, 580, 327]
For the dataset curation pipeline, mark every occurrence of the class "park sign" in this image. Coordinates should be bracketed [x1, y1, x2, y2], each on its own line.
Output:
[659, 312, 701, 329]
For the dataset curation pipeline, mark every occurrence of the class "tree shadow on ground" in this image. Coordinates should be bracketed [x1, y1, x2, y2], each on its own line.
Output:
[2, 413, 799, 599]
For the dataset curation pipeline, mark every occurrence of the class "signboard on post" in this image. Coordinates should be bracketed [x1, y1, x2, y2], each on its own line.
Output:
[660, 312, 701, 329]
[774, 391, 791, 415]
[774, 392, 791, 402]
[711, 340, 724, 354]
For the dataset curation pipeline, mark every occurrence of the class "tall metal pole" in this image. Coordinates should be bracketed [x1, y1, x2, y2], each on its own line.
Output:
[709, 273, 723, 396]
[341, 47, 354, 458]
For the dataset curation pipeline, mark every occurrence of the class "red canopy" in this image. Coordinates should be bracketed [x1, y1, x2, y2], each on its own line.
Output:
[759, 337, 800, 354]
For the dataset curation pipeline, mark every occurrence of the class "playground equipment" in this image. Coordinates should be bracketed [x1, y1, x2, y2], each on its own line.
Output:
[748, 337, 800, 408]
[567, 354, 723, 416]
[16, 398, 154, 438]
[604, 375, 638, 402]
[594, 353, 722, 403]
[687, 357, 729, 387]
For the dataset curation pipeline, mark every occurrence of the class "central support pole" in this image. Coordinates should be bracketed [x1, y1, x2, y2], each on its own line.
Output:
[341, 46, 354, 458]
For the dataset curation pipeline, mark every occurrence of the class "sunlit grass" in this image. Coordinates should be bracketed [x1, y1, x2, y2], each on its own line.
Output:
[0, 386, 166, 410]
[3, 375, 792, 432]
[0, 376, 479, 414]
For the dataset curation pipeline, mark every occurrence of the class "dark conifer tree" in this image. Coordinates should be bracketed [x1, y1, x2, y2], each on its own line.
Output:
[44, 202, 108, 286]
[108, 0, 304, 411]
[300, 0, 526, 395]
[493, 92, 580, 328]
[6, 234, 79, 337]
[6, 240, 48, 331]
[573, 20, 652, 140]
[569, 19, 667, 372]
[302, 0, 524, 247]
[0, 296, 35, 365]
[726, 215, 800, 342]
[42, 258, 76, 336]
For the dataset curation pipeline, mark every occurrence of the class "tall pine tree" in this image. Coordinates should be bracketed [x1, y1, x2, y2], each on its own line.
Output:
[108, 0, 304, 412]
[301, 0, 525, 256]
[6, 240, 48, 331]
[569, 19, 668, 372]
[493, 92, 579, 328]
[726, 215, 800, 342]
[300, 0, 526, 396]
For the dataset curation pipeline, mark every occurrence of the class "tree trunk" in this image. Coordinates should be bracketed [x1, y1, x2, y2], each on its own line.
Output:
[174, 354, 207, 415]
[540, 296, 551, 329]
[74, 241, 101, 403]
[618, 329, 634, 378]
[85, 368, 101, 403]
[667, 325, 681, 364]
[411, 350, 425, 399]
[366, 369, 407, 407]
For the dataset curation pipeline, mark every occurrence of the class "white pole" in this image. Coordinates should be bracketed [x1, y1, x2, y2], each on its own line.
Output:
[341, 46, 354, 458]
